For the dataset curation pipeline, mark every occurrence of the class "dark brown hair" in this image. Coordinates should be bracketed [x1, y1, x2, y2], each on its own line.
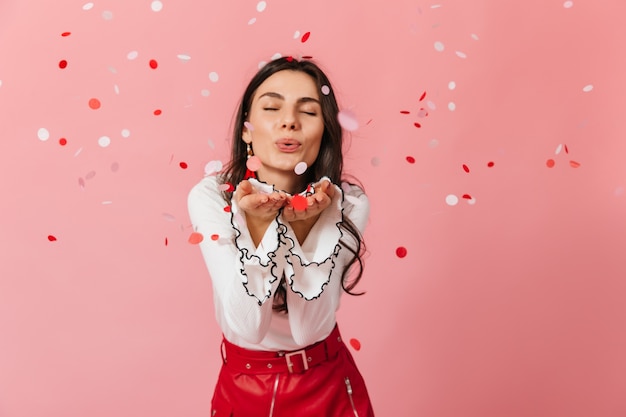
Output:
[220, 56, 366, 312]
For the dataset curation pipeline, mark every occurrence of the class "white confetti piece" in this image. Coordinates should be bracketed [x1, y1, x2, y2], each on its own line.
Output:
[448, 102, 456, 111]
[201, 89, 210, 97]
[248, 17, 257, 25]
[98, 136, 111, 147]
[114, 84, 120, 94]
[209, 72, 219, 82]
[455, 51, 467, 59]
[445, 194, 459, 206]
[256, 1, 267, 12]
[177, 54, 191, 61]
[294, 162, 308, 175]
[102, 201, 113, 205]
[207, 138, 215, 149]
[431, 4, 442, 8]
[162, 213, 176, 222]
[204, 160, 223, 176]
[127, 51, 139, 60]
[555, 144, 563, 154]
[582, 84, 593, 92]
[466, 197, 477, 205]
[102, 10, 113, 20]
[429, 139, 439, 148]
[563, 1, 573, 8]
[0, 80, 3, 88]
[82, 2, 94, 11]
[271, 53, 282, 60]
[74, 147, 83, 157]
[258, 60, 267, 69]
[151, 1, 163, 12]
[293, 30, 301, 39]
[321, 85, 330, 95]
[37, 128, 50, 141]
[448, 81, 456, 90]
[427, 101, 437, 110]
[337, 110, 359, 132]
[471, 33, 480, 41]
[434, 41, 445, 52]
[121, 129, 130, 138]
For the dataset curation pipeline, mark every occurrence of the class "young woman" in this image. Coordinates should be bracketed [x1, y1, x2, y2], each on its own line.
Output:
[188, 56, 374, 417]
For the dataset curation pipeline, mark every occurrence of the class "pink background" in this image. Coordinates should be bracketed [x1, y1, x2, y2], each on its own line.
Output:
[1, 1, 626, 416]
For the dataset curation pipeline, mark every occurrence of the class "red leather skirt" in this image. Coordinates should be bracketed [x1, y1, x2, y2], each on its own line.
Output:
[211, 325, 375, 417]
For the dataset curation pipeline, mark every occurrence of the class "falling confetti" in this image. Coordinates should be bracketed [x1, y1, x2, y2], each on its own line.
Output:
[88, 98, 101, 109]
[406, 156, 416, 164]
[188, 232, 204, 245]
[563, 1, 573, 8]
[121, 129, 130, 138]
[400, 110, 410, 115]
[179, 162, 188, 169]
[211, 234, 219, 241]
[151, 1, 163, 12]
[205, 160, 223, 176]
[165, 237, 168, 246]
[321, 85, 330, 95]
[149, 59, 158, 69]
[219, 183, 235, 192]
[434, 41, 445, 52]
[38, 128, 50, 141]
[419, 91, 427, 101]
[546, 159, 556, 168]
[209, 72, 219, 82]
[127, 51, 139, 60]
[569, 160, 581, 168]
[414, 122, 421, 128]
[47, 235, 57, 242]
[448, 81, 456, 90]
[349, 338, 362, 351]
[59, 60, 68, 69]
[154, 109, 162, 116]
[337, 110, 359, 131]
[59, 138, 67, 146]
[463, 164, 470, 173]
[244, 121, 254, 131]
[61, 32, 71, 37]
[396, 247, 407, 258]
[582, 84, 593, 92]
[102, 10, 114, 20]
[246, 155, 262, 172]
[82, 2, 94, 11]
[162, 213, 176, 222]
[291, 195, 308, 211]
[223, 206, 231, 213]
[98, 136, 111, 147]
[301, 32, 311, 43]
[177, 54, 191, 62]
[111, 162, 119, 172]
[455, 51, 467, 59]
[294, 162, 308, 175]
[445, 194, 459, 206]
[487, 161, 495, 167]
[448, 102, 456, 111]
[256, 1, 267, 12]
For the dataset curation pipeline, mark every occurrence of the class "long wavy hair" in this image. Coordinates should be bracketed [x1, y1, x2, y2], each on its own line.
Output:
[220, 56, 366, 312]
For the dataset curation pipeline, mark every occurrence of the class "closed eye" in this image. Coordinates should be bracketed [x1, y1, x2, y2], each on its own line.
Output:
[263, 107, 278, 111]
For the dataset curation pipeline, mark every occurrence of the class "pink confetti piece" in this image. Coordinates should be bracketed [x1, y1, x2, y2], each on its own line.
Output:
[88, 98, 101, 109]
[294, 161, 308, 175]
[211, 234, 219, 241]
[349, 338, 362, 351]
[149, 59, 158, 69]
[188, 232, 204, 245]
[85, 171, 96, 180]
[321, 85, 330, 95]
[111, 162, 119, 172]
[546, 159, 555, 168]
[396, 247, 407, 258]
[246, 155, 262, 172]
[162, 213, 176, 222]
[244, 121, 254, 131]
[47, 235, 57, 242]
[301, 32, 311, 43]
[337, 110, 359, 132]
[205, 160, 223, 176]
[417, 108, 429, 117]
[219, 183, 235, 192]
[59, 60, 68, 69]
[78, 177, 86, 190]
[291, 195, 308, 211]
[179, 162, 188, 169]
[569, 160, 581, 168]
[463, 164, 470, 173]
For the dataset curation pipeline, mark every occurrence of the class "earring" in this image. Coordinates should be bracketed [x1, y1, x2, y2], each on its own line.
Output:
[244, 142, 257, 180]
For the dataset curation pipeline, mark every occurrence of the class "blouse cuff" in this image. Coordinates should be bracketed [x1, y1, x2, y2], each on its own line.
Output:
[279, 178, 344, 300]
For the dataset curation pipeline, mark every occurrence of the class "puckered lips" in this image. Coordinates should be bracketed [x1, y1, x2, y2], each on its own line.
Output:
[276, 138, 301, 153]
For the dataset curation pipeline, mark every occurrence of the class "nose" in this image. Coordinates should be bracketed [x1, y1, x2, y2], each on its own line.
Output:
[281, 108, 299, 130]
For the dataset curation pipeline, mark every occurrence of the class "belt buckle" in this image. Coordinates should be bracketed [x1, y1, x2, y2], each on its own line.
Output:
[285, 349, 308, 373]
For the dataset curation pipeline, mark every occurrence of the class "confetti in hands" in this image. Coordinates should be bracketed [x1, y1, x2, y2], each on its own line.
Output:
[234, 180, 289, 222]
[282, 179, 335, 222]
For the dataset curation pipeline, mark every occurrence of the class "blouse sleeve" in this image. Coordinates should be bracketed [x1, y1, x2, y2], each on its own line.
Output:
[187, 176, 285, 344]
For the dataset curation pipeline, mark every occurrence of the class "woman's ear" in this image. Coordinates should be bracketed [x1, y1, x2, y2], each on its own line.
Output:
[242, 127, 252, 144]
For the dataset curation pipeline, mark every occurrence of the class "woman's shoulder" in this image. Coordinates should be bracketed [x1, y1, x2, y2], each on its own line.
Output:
[188, 175, 225, 205]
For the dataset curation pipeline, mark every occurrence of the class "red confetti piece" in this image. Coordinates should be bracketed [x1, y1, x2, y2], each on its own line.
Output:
[462, 194, 472, 199]
[225, 182, 234, 192]
[396, 247, 407, 258]
[301, 32, 311, 43]
[61, 32, 71, 37]
[188, 232, 204, 244]
[463, 164, 470, 173]
[88, 98, 101, 109]
[349, 338, 362, 351]
[564, 144, 569, 154]
[47, 235, 57, 242]
[165, 237, 168, 246]
[406, 156, 416, 164]
[413, 122, 421, 128]
[291, 194, 308, 211]
[400, 110, 410, 114]
[154, 109, 162, 115]
[223, 205, 231, 213]
[286, 56, 294, 62]
[419, 91, 427, 101]
[569, 160, 581, 168]
[149, 59, 158, 69]
[59, 138, 67, 146]
[487, 161, 495, 167]
[211, 234, 219, 241]
[546, 159, 555, 168]
[301, 55, 313, 59]
[179, 162, 188, 169]
[59, 60, 68, 69]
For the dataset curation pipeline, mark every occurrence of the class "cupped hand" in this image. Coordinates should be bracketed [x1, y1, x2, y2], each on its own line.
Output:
[234, 180, 288, 221]
[282, 179, 336, 223]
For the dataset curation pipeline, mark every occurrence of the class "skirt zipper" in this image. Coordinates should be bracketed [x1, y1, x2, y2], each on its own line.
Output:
[268, 373, 280, 417]
[344, 377, 360, 417]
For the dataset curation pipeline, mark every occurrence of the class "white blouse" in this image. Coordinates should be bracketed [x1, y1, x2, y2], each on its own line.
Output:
[187, 175, 369, 351]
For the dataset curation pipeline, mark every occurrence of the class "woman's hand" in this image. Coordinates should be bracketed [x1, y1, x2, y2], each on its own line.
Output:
[282, 179, 335, 222]
[234, 180, 288, 222]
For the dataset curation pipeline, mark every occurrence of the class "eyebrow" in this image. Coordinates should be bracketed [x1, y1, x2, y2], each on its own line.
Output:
[258, 91, 320, 104]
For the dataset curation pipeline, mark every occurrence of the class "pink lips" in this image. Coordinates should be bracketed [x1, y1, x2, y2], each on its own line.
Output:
[276, 138, 301, 153]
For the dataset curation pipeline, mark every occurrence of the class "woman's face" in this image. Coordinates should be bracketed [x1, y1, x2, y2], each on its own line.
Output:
[242, 70, 324, 188]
